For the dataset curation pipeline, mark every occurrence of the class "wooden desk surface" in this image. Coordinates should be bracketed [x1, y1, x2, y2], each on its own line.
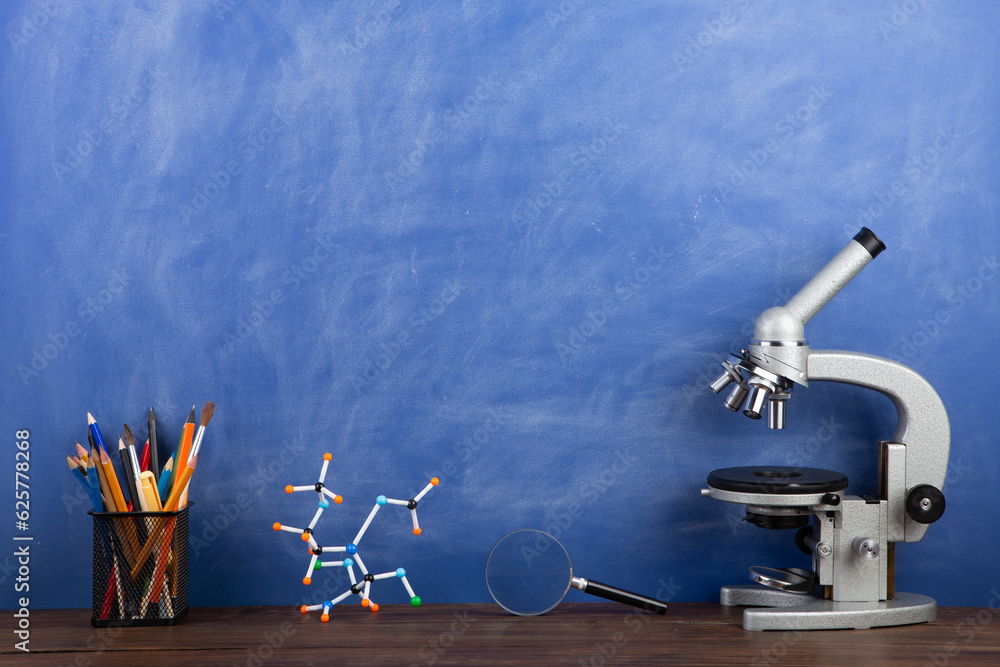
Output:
[5, 603, 999, 666]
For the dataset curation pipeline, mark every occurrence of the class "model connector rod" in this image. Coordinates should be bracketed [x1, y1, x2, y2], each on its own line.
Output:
[710, 228, 885, 428]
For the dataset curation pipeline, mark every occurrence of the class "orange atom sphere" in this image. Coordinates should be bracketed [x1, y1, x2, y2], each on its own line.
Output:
[301, 532, 310, 541]
[300, 605, 308, 614]
[273, 523, 281, 531]
[370, 603, 379, 612]
[413, 528, 422, 536]
[334, 495, 343, 504]
[303, 577, 311, 586]
[361, 598, 370, 607]
[431, 477, 439, 486]
[321, 614, 329, 622]
[324, 453, 332, 461]
[285, 485, 294, 494]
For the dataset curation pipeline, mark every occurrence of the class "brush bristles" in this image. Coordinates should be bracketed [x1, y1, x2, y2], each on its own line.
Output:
[200, 401, 215, 427]
[123, 423, 134, 448]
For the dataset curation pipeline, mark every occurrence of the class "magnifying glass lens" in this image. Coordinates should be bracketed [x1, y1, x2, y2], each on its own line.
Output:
[486, 530, 572, 616]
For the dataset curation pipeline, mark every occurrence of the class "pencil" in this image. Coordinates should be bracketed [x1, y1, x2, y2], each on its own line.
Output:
[86, 455, 105, 512]
[67, 455, 90, 497]
[177, 406, 196, 508]
[91, 445, 114, 512]
[157, 456, 174, 504]
[76, 442, 89, 463]
[99, 446, 129, 512]
[148, 407, 159, 483]
[88, 412, 109, 456]
[140, 439, 150, 473]
[163, 454, 197, 512]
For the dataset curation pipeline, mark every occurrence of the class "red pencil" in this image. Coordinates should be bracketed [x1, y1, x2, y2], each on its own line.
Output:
[141, 439, 150, 472]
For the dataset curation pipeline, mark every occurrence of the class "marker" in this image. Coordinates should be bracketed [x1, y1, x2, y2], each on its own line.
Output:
[139, 471, 162, 511]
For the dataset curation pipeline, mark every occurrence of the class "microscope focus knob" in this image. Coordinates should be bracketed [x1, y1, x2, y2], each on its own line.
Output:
[905, 485, 946, 524]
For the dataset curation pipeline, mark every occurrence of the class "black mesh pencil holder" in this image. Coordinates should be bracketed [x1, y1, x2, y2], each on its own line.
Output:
[90, 504, 191, 627]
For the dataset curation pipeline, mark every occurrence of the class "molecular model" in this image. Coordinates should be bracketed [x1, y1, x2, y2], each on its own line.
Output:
[272, 453, 439, 621]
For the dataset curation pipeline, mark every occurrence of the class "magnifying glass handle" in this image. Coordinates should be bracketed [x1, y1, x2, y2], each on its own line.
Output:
[571, 577, 668, 614]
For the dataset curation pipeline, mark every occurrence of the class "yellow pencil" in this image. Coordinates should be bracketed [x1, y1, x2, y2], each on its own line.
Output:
[99, 447, 129, 512]
[91, 446, 114, 512]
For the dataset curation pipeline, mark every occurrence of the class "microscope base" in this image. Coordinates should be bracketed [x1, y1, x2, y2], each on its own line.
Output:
[720, 586, 937, 631]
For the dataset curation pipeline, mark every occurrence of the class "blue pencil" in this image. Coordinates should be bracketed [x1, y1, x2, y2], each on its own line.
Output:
[157, 455, 174, 503]
[88, 412, 109, 456]
[86, 455, 105, 511]
[67, 456, 93, 503]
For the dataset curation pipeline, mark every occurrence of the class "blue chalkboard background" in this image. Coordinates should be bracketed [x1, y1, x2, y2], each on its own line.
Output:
[2, 1, 998, 611]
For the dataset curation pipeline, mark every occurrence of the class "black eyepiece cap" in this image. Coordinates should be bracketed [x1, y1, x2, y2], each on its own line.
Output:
[854, 227, 886, 258]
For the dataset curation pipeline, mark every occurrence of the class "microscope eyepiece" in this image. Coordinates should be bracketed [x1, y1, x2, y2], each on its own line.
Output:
[853, 227, 886, 259]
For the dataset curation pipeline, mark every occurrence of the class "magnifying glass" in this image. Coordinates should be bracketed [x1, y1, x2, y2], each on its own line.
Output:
[485, 529, 669, 616]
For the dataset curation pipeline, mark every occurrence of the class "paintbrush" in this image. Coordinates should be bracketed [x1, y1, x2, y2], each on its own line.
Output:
[123, 424, 144, 502]
[188, 401, 215, 464]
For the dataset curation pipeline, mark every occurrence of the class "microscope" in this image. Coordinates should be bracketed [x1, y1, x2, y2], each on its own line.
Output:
[702, 228, 950, 631]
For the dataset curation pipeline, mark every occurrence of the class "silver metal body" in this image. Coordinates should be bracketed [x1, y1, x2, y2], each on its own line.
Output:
[704, 229, 950, 631]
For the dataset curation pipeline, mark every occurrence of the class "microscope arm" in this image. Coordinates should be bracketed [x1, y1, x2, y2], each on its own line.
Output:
[807, 349, 950, 542]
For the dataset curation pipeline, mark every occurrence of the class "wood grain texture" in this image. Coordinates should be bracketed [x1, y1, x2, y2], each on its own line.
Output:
[4, 603, 999, 666]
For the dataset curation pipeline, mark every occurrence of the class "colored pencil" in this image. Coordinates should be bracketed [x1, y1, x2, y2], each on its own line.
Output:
[140, 439, 150, 473]
[177, 407, 196, 507]
[86, 455, 105, 512]
[157, 456, 174, 504]
[91, 445, 114, 512]
[99, 446, 129, 512]
[67, 455, 90, 496]
[148, 407, 159, 483]
[88, 412, 109, 456]
[164, 454, 197, 512]
[76, 442, 89, 463]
